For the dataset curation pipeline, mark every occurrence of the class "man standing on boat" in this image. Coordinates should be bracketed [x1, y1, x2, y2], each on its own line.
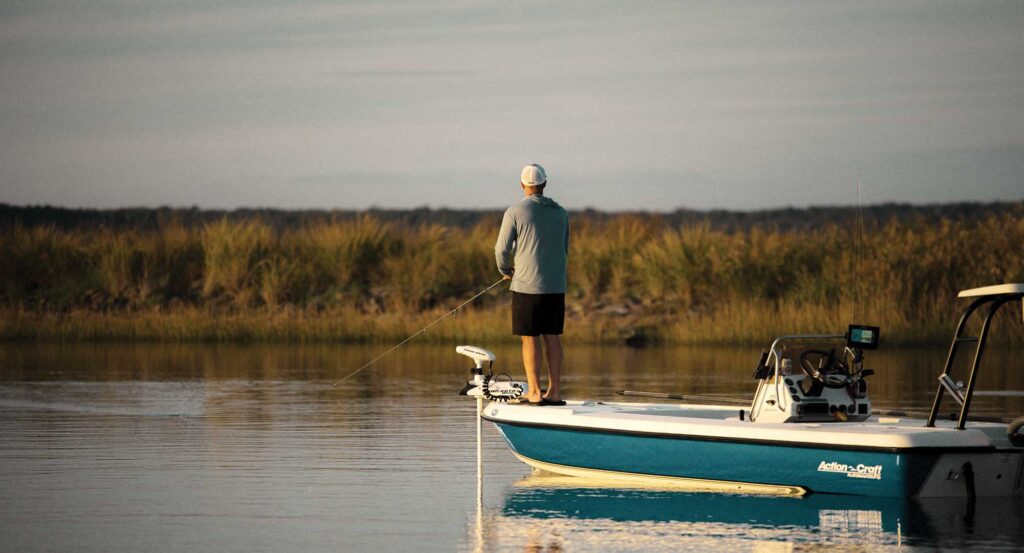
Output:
[495, 163, 569, 406]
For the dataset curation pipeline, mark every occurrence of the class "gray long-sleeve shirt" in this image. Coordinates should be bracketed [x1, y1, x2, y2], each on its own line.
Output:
[495, 194, 569, 294]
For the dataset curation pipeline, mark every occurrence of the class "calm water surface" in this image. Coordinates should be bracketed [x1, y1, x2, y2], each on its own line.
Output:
[1, 342, 1022, 552]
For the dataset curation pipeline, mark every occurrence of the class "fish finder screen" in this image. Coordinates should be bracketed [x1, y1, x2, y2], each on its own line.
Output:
[847, 325, 880, 350]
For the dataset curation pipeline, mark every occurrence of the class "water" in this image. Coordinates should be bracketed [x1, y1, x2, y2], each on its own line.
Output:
[1, 342, 1022, 552]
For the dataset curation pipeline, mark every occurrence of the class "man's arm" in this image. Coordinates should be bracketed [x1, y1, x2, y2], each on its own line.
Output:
[494, 209, 517, 276]
[564, 213, 570, 255]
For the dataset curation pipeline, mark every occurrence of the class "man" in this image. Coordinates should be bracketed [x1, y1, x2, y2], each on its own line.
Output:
[495, 163, 569, 406]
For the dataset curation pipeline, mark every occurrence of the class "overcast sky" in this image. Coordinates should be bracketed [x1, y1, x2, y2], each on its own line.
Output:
[1, 1, 1021, 211]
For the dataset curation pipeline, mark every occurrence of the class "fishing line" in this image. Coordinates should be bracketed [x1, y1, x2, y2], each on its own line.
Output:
[331, 277, 508, 387]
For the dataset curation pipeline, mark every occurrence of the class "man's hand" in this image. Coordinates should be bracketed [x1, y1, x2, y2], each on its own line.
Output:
[501, 270, 513, 281]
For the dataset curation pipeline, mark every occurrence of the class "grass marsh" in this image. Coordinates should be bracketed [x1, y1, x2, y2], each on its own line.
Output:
[2, 209, 1021, 345]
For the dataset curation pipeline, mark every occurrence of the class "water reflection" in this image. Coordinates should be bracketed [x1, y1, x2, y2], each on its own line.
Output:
[484, 473, 1024, 551]
[2, 341, 1020, 415]
[0, 341, 1021, 552]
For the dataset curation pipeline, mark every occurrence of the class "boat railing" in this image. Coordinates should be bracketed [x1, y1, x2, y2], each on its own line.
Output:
[926, 284, 1024, 430]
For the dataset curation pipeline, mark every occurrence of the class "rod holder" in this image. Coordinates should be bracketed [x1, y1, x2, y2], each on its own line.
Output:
[939, 374, 965, 406]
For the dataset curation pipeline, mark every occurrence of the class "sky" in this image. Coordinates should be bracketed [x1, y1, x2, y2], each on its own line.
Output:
[0, 1, 1022, 211]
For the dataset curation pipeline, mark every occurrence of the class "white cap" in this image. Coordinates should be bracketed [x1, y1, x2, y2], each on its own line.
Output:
[520, 164, 547, 186]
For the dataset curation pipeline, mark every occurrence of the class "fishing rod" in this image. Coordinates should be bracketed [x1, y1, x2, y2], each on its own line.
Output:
[617, 390, 750, 405]
[332, 277, 508, 387]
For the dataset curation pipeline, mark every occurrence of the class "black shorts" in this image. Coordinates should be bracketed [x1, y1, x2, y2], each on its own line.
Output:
[512, 292, 565, 336]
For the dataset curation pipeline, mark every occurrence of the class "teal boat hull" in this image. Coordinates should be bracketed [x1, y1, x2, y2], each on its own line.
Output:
[490, 420, 942, 497]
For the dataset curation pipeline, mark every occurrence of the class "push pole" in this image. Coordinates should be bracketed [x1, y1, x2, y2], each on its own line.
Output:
[474, 395, 484, 553]
[476, 396, 483, 486]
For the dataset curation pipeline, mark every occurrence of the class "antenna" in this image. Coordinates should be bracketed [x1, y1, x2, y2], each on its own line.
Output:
[855, 175, 864, 323]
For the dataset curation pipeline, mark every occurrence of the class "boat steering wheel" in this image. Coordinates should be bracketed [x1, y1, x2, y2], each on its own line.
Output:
[799, 349, 851, 389]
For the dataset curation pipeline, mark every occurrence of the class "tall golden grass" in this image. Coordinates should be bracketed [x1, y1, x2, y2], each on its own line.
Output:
[1, 212, 1021, 345]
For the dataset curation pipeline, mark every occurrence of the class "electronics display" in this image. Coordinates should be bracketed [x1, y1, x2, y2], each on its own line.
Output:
[847, 324, 880, 350]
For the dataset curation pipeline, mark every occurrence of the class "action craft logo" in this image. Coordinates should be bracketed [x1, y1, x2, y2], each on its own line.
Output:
[817, 461, 883, 480]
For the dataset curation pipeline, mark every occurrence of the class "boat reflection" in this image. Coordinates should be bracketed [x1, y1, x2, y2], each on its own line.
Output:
[484, 472, 1024, 551]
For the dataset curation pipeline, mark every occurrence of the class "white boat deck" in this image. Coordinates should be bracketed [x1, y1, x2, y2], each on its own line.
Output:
[485, 400, 1019, 450]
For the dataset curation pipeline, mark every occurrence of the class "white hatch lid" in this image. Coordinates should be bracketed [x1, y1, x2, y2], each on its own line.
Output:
[957, 283, 1024, 298]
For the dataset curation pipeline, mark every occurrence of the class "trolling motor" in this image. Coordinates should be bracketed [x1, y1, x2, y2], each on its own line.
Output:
[456, 345, 527, 402]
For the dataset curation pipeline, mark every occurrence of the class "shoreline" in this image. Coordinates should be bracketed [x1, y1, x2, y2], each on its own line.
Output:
[3, 208, 1021, 348]
[3, 304, 1016, 347]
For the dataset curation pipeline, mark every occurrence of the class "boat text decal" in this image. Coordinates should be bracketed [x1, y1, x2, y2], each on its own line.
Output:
[817, 461, 883, 480]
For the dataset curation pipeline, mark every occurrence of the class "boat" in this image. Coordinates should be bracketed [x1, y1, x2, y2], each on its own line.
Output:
[458, 283, 1024, 497]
